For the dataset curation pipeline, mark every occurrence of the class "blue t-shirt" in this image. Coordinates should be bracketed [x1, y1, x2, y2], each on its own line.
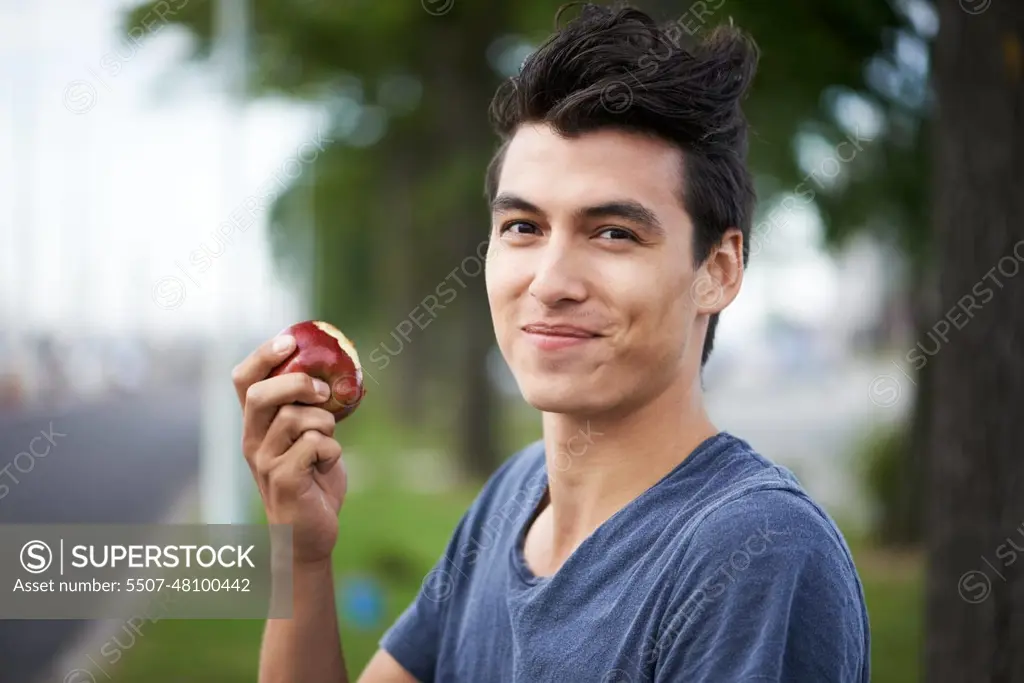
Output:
[380, 432, 870, 682]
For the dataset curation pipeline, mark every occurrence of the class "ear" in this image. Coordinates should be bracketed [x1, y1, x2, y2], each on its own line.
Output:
[689, 228, 744, 314]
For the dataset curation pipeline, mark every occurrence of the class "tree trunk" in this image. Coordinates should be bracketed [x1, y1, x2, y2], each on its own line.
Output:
[426, 11, 505, 480]
[925, 2, 1024, 681]
[887, 267, 934, 547]
[388, 149, 427, 425]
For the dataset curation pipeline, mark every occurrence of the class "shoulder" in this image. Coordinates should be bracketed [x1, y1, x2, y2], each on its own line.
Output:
[677, 434, 859, 578]
[654, 482, 870, 682]
[663, 462, 869, 648]
[686, 485, 861, 585]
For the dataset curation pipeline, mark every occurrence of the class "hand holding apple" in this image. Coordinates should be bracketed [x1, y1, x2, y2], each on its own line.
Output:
[233, 320, 364, 562]
[267, 320, 366, 421]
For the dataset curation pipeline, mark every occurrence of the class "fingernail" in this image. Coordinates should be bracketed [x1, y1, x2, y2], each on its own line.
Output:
[272, 335, 295, 353]
[313, 379, 331, 399]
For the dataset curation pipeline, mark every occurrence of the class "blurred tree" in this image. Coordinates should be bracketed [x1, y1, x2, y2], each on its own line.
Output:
[122, 0, 913, 478]
[925, 0, 1024, 679]
[797, 1, 935, 548]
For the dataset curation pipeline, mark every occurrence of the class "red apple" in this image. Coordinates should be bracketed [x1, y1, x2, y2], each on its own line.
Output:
[268, 320, 366, 421]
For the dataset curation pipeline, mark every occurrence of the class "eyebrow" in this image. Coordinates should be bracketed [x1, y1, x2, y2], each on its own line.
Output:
[490, 193, 665, 238]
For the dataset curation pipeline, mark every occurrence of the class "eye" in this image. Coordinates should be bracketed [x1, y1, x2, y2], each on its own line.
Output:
[596, 227, 639, 242]
[499, 220, 540, 236]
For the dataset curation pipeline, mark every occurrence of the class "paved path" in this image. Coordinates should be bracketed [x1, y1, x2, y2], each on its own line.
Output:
[0, 389, 200, 683]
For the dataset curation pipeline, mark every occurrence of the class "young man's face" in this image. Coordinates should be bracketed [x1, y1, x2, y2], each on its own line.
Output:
[485, 123, 734, 416]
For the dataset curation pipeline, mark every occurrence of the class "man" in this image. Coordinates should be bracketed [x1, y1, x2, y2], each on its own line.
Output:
[232, 4, 870, 682]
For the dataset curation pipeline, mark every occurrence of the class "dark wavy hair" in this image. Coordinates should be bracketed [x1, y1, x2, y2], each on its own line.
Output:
[485, 2, 759, 367]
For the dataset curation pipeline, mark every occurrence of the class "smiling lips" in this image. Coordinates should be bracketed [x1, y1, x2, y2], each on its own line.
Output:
[522, 323, 602, 350]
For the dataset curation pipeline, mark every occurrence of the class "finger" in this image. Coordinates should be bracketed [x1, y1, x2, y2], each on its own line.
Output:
[266, 431, 342, 501]
[262, 405, 336, 466]
[231, 333, 297, 408]
[314, 437, 344, 475]
[242, 373, 332, 459]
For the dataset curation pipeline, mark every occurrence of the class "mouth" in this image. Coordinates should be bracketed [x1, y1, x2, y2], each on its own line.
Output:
[521, 323, 601, 338]
[521, 323, 602, 350]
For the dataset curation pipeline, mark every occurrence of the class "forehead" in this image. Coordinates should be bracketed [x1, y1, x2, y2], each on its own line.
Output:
[495, 123, 686, 214]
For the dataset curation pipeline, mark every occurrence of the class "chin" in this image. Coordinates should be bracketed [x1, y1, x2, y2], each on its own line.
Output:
[517, 376, 608, 416]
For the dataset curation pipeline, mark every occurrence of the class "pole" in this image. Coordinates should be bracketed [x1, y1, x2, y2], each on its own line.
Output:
[6, 0, 34, 399]
[199, 0, 251, 524]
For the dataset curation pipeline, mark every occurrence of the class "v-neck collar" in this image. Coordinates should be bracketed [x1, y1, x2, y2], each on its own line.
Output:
[509, 431, 732, 588]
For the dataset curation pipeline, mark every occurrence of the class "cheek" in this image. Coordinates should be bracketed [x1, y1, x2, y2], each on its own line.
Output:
[630, 261, 690, 319]
[678, 271, 700, 320]
[624, 267, 695, 347]
[485, 252, 523, 326]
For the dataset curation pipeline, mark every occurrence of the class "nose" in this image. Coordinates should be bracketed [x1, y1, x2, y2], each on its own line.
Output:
[527, 232, 588, 307]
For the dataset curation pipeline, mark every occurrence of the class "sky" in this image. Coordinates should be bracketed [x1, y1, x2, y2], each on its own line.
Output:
[1, 0, 317, 339]
[0, 0, 886, 352]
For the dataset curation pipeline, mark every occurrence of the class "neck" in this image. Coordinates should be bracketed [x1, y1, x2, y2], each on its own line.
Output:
[538, 372, 718, 566]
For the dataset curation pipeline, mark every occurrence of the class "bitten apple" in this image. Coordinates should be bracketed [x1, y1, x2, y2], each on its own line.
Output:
[268, 320, 366, 421]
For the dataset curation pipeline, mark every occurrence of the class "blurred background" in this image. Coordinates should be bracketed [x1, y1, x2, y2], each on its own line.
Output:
[1, 0, 1020, 681]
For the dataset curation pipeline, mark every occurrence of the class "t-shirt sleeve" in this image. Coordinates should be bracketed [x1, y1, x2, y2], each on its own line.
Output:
[378, 510, 471, 683]
[376, 446, 538, 682]
[652, 488, 869, 683]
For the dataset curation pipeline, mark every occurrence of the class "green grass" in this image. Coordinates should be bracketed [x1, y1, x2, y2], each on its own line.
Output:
[857, 552, 924, 682]
[99, 484, 922, 683]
